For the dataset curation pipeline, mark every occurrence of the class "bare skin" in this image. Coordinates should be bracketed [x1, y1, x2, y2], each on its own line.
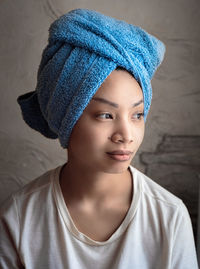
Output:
[60, 69, 145, 241]
[60, 164, 133, 241]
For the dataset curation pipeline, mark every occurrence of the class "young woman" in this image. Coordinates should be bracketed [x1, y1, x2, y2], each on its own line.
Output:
[0, 9, 198, 269]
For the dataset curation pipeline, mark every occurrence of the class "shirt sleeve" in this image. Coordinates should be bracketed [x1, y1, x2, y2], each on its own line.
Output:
[171, 201, 199, 269]
[0, 196, 24, 269]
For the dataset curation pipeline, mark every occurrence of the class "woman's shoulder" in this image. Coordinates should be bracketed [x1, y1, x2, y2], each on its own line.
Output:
[0, 165, 62, 215]
[130, 165, 183, 210]
[12, 168, 56, 199]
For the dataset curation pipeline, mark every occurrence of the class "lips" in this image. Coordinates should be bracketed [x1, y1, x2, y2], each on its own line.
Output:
[106, 150, 133, 162]
[107, 150, 133, 155]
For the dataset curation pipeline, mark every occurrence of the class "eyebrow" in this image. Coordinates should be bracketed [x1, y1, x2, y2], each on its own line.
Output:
[92, 97, 143, 108]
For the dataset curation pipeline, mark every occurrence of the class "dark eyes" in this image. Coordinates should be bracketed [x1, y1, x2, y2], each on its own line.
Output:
[132, 113, 144, 120]
[97, 113, 113, 119]
[96, 112, 144, 120]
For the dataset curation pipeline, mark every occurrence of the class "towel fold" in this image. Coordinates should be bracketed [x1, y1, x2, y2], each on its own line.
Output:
[17, 8, 165, 148]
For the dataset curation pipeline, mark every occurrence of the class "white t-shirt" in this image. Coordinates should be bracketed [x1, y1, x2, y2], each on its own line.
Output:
[0, 165, 198, 269]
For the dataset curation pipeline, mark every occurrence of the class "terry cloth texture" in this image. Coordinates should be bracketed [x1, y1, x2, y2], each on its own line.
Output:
[17, 8, 165, 148]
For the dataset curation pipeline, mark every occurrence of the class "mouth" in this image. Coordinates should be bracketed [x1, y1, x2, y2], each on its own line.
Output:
[106, 150, 133, 162]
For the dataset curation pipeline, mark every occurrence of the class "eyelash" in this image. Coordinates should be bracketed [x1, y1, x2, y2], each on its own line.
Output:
[96, 113, 113, 120]
[96, 112, 144, 121]
[132, 112, 144, 120]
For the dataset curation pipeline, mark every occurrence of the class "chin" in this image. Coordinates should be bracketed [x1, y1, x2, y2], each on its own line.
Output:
[102, 162, 131, 174]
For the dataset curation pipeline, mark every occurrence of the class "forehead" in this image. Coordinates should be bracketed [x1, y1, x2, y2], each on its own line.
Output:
[92, 69, 143, 104]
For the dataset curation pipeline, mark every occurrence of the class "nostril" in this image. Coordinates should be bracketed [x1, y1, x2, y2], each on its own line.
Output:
[109, 133, 133, 144]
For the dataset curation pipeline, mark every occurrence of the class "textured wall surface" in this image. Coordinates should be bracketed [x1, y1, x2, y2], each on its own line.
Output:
[141, 135, 200, 238]
[0, 0, 200, 242]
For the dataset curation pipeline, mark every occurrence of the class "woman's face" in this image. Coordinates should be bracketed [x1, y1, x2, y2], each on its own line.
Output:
[67, 69, 145, 174]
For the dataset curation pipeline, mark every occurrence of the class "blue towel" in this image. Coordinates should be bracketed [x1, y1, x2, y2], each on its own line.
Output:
[17, 9, 165, 148]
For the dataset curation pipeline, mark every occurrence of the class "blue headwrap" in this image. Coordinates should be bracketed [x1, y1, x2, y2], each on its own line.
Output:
[17, 9, 165, 148]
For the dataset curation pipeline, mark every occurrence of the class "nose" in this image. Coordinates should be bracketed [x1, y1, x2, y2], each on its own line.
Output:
[110, 120, 133, 144]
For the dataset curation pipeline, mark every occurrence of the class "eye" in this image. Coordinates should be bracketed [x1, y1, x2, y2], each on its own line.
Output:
[96, 113, 113, 120]
[132, 112, 144, 120]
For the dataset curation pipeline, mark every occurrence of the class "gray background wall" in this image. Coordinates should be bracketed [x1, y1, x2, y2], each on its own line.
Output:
[0, 0, 200, 242]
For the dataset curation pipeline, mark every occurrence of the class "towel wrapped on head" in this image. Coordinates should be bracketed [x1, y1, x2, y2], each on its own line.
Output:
[17, 8, 165, 148]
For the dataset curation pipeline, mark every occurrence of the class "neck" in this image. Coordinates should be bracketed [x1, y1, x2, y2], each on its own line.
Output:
[60, 160, 132, 204]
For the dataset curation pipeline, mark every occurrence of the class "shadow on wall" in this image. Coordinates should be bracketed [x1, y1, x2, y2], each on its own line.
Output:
[0, 131, 65, 205]
[140, 135, 200, 241]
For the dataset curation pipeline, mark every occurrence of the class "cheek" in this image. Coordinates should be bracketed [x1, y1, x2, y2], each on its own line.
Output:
[134, 124, 145, 147]
[69, 122, 106, 151]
